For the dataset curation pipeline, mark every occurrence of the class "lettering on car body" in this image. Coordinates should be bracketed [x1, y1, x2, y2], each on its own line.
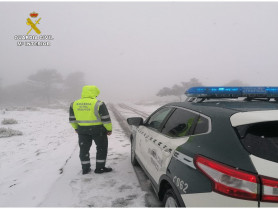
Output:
[137, 129, 172, 154]
[148, 148, 163, 170]
[173, 176, 189, 194]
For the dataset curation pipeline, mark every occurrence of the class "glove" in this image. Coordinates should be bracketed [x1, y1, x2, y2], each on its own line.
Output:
[107, 131, 112, 136]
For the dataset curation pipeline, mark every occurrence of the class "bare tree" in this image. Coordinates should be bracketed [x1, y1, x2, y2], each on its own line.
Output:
[157, 87, 172, 97]
[63, 72, 86, 102]
[0, 78, 2, 103]
[157, 78, 202, 101]
[1, 81, 34, 105]
[181, 78, 203, 90]
[28, 69, 63, 104]
[171, 84, 186, 101]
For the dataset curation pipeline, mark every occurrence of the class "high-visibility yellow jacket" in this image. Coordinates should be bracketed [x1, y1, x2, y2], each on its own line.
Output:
[69, 85, 112, 132]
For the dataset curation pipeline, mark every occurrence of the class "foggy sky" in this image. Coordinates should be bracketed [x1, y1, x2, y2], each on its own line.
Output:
[1, 2, 278, 102]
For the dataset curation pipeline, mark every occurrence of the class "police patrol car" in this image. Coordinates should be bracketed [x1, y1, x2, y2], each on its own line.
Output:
[127, 87, 278, 207]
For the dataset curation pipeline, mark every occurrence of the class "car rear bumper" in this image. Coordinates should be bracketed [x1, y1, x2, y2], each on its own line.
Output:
[260, 202, 278, 207]
[181, 192, 258, 207]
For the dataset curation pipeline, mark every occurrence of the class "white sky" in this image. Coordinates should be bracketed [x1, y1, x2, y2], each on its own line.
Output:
[1, 2, 278, 102]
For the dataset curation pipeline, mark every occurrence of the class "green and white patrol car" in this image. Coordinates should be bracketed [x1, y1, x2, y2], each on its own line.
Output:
[127, 86, 278, 207]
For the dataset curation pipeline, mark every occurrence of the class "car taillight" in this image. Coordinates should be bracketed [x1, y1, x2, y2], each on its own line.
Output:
[261, 176, 278, 202]
[195, 155, 259, 201]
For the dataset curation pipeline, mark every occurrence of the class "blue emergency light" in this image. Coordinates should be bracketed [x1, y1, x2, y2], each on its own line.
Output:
[185, 86, 278, 98]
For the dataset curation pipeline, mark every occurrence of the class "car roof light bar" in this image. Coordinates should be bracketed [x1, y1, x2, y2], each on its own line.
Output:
[185, 86, 278, 99]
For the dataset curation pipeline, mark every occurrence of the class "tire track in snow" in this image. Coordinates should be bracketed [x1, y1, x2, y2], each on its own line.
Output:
[118, 103, 149, 118]
[109, 103, 163, 207]
[59, 144, 79, 174]
[40, 106, 145, 207]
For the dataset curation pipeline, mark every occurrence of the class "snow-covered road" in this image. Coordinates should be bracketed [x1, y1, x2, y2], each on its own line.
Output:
[0, 106, 146, 207]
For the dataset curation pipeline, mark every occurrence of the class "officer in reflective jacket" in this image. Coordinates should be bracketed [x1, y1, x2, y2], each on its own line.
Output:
[69, 85, 113, 174]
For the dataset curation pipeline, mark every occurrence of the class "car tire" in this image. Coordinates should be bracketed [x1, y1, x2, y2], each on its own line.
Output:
[131, 138, 139, 166]
[163, 188, 181, 207]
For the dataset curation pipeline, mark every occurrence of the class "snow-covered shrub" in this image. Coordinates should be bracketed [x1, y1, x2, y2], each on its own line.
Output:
[25, 107, 38, 111]
[5, 106, 38, 111]
[0, 127, 23, 138]
[1, 118, 18, 125]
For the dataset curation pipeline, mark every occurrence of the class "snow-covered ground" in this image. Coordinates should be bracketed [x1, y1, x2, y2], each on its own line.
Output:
[0, 106, 147, 207]
[117, 103, 161, 120]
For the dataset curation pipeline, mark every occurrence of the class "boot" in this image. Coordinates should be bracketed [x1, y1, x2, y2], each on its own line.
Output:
[94, 167, 112, 174]
[82, 168, 91, 175]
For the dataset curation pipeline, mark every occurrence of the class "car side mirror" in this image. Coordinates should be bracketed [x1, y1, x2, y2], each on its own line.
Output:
[127, 117, 144, 126]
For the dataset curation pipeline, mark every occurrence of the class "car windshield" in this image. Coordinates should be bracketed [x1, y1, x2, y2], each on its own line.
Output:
[236, 121, 278, 163]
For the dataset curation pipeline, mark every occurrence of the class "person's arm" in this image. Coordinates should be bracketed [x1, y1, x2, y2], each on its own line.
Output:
[99, 102, 112, 135]
[69, 102, 78, 131]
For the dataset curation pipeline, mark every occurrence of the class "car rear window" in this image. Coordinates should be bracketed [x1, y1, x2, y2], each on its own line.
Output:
[236, 121, 278, 163]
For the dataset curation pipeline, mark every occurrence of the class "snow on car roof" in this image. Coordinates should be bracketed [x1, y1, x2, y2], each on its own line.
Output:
[230, 110, 278, 126]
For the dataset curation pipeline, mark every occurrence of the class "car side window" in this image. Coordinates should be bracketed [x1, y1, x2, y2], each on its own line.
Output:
[161, 108, 198, 138]
[194, 116, 209, 135]
[145, 107, 172, 131]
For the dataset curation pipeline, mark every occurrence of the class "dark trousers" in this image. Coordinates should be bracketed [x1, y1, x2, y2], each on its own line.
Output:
[78, 133, 108, 171]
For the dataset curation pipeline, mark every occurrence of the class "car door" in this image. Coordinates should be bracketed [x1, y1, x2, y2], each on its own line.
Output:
[137, 107, 174, 174]
[145, 107, 200, 184]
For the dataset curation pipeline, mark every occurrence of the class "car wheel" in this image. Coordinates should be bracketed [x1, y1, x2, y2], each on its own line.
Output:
[131, 138, 139, 166]
[163, 188, 181, 207]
